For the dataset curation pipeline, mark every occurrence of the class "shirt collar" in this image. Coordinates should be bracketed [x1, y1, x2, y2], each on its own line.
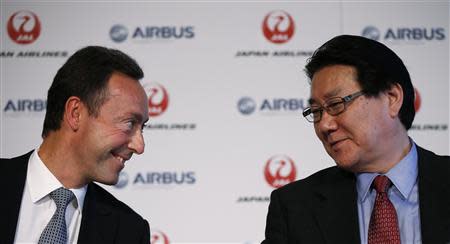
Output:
[27, 148, 88, 210]
[356, 140, 418, 202]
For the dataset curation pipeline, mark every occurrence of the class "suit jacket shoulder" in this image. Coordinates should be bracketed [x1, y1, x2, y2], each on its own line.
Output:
[0, 151, 150, 244]
[0, 151, 33, 244]
[263, 166, 360, 244]
[416, 146, 450, 244]
[263, 146, 450, 244]
[417, 145, 450, 181]
[78, 182, 150, 244]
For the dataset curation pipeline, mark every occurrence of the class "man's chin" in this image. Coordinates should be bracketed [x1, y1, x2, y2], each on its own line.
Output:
[333, 159, 359, 172]
[96, 177, 119, 186]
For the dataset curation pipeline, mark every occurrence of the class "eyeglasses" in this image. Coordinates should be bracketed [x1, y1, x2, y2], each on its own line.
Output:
[302, 91, 365, 123]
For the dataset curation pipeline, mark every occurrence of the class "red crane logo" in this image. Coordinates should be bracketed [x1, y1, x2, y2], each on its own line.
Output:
[262, 10, 295, 44]
[7, 10, 41, 45]
[145, 83, 169, 117]
[151, 230, 170, 244]
[264, 155, 297, 188]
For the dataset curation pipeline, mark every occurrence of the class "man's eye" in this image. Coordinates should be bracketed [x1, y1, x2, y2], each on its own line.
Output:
[125, 121, 135, 130]
[310, 107, 321, 115]
[328, 101, 342, 109]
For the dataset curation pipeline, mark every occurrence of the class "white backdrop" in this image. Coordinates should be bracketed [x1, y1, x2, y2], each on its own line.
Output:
[1, 1, 449, 243]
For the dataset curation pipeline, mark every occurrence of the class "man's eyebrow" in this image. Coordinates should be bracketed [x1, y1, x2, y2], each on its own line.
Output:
[308, 88, 342, 105]
[324, 89, 341, 98]
[127, 112, 147, 123]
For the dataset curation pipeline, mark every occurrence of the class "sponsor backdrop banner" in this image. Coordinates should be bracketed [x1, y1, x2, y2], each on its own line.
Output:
[1, 1, 448, 243]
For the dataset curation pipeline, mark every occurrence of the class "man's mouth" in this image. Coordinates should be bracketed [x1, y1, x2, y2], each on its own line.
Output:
[111, 152, 130, 164]
[116, 156, 125, 164]
[329, 138, 346, 148]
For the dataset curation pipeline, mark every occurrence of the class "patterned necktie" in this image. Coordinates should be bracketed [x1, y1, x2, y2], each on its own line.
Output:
[368, 175, 401, 244]
[38, 187, 75, 244]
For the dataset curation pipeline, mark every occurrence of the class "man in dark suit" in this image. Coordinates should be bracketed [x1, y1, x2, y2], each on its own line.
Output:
[262, 35, 450, 244]
[1, 46, 150, 244]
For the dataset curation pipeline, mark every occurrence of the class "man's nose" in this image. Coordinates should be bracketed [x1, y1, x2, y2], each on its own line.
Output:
[129, 130, 145, 154]
[316, 110, 338, 134]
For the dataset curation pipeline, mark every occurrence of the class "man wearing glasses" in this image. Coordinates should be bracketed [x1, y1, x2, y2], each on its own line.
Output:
[262, 35, 449, 244]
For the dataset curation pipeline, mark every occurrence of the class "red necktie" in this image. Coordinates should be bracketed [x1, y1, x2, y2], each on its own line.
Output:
[368, 175, 401, 244]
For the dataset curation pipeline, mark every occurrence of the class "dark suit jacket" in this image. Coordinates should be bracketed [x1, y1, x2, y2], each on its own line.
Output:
[262, 146, 450, 244]
[0, 151, 150, 244]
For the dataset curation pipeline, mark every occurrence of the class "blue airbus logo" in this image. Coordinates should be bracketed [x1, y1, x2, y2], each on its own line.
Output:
[134, 171, 196, 185]
[110, 24, 128, 43]
[132, 26, 195, 39]
[238, 97, 257, 115]
[362, 26, 381, 41]
[114, 172, 129, 189]
[109, 24, 195, 42]
[114, 171, 196, 189]
[237, 97, 306, 115]
[362, 26, 446, 41]
[3, 99, 46, 112]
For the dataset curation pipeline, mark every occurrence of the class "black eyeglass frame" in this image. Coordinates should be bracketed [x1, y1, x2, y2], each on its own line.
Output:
[302, 91, 365, 123]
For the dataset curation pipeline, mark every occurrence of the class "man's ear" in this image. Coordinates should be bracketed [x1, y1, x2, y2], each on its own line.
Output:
[385, 83, 404, 118]
[64, 96, 83, 131]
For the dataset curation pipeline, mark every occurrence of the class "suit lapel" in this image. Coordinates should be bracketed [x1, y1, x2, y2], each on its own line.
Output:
[77, 183, 118, 244]
[417, 146, 450, 244]
[0, 151, 32, 244]
[312, 169, 360, 243]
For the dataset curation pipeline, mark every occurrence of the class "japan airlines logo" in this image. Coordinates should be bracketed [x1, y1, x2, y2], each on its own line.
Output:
[151, 230, 170, 244]
[262, 10, 295, 44]
[144, 83, 169, 117]
[414, 87, 421, 113]
[264, 155, 296, 188]
[7, 10, 41, 45]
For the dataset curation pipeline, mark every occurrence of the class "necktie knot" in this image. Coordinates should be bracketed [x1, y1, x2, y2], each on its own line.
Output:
[50, 187, 75, 209]
[372, 175, 392, 193]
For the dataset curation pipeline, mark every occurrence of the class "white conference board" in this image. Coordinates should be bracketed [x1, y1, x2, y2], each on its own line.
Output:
[1, 1, 448, 243]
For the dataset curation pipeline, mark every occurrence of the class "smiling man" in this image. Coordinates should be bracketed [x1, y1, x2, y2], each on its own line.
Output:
[262, 35, 450, 244]
[1, 46, 150, 244]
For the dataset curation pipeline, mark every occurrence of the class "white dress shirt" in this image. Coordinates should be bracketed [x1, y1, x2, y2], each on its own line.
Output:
[14, 149, 87, 244]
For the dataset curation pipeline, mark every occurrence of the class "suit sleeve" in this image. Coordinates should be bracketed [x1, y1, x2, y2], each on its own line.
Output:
[140, 218, 150, 244]
[262, 189, 288, 244]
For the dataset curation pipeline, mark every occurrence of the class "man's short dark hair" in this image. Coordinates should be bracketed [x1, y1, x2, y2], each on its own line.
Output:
[42, 46, 144, 138]
[304, 35, 415, 130]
